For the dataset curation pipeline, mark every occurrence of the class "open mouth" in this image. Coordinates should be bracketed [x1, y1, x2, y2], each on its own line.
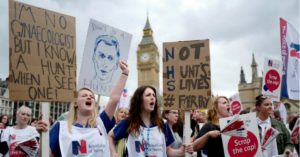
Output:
[150, 102, 154, 106]
[86, 102, 92, 106]
[227, 107, 230, 113]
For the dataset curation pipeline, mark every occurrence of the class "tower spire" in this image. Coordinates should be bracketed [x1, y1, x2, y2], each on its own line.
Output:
[140, 13, 155, 46]
[251, 53, 258, 82]
[144, 11, 151, 30]
[240, 66, 246, 84]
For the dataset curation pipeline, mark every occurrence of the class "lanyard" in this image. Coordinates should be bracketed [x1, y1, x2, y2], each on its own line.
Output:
[141, 126, 150, 156]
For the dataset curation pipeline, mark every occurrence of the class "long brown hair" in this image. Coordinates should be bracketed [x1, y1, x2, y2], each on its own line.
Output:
[207, 96, 229, 126]
[126, 85, 163, 136]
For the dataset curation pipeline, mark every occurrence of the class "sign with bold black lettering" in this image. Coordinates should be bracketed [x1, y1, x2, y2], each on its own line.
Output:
[9, 1, 76, 101]
[163, 40, 211, 110]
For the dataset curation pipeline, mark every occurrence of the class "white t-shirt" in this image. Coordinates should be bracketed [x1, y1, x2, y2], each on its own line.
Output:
[127, 126, 167, 157]
[58, 118, 110, 157]
[2, 126, 40, 157]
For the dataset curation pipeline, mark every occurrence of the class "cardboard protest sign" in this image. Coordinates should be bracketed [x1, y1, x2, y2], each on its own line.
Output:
[78, 19, 132, 96]
[262, 58, 282, 102]
[9, 1, 76, 101]
[163, 39, 211, 110]
[229, 93, 243, 115]
[220, 112, 263, 157]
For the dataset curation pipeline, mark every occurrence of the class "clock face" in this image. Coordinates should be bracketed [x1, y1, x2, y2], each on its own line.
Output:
[140, 52, 150, 62]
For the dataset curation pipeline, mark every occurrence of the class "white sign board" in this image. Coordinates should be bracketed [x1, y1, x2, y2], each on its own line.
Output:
[220, 113, 263, 157]
[229, 93, 243, 115]
[78, 19, 132, 96]
[262, 58, 282, 102]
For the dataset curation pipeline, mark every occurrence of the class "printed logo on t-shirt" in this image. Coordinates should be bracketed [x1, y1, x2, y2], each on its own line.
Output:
[134, 140, 160, 157]
[72, 139, 87, 155]
[135, 140, 146, 152]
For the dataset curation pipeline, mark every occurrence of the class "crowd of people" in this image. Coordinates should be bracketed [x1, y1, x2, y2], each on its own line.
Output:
[0, 62, 299, 157]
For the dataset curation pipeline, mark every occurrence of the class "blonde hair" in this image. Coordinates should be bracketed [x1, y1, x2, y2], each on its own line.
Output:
[207, 96, 229, 126]
[67, 87, 98, 133]
[114, 107, 129, 124]
[16, 105, 32, 125]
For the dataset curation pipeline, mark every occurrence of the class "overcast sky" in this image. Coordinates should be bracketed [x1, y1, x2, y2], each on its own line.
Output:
[0, 0, 299, 100]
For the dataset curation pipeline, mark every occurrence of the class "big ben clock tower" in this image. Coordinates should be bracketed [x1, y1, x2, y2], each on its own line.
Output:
[137, 16, 160, 91]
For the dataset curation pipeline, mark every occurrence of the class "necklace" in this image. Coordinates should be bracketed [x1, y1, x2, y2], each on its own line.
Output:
[141, 126, 150, 156]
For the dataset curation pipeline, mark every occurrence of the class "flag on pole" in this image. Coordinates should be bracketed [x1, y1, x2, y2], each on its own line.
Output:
[280, 18, 300, 100]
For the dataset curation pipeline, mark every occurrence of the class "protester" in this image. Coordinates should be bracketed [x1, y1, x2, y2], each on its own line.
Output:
[0, 115, 9, 156]
[186, 96, 231, 157]
[193, 109, 206, 131]
[163, 109, 184, 155]
[108, 85, 185, 157]
[115, 107, 129, 124]
[50, 61, 128, 157]
[192, 109, 207, 157]
[0, 115, 9, 142]
[0, 115, 9, 129]
[190, 110, 200, 142]
[30, 118, 38, 127]
[1, 105, 40, 157]
[255, 94, 294, 157]
[114, 107, 129, 156]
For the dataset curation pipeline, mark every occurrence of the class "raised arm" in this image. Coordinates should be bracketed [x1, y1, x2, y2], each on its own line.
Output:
[105, 60, 129, 120]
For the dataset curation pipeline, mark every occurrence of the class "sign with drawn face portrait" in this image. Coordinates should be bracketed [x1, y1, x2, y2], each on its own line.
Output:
[9, 1, 76, 102]
[78, 19, 132, 96]
[163, 39, 211, 110]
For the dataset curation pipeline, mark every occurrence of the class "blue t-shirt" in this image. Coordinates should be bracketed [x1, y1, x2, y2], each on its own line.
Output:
[113, 120, 174, 147]
[50, 111, 115, 157]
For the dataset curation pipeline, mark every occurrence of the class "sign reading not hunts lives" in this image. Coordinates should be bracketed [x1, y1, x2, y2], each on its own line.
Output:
[9, 1, 76, 102]
[163, 39, 211, 110]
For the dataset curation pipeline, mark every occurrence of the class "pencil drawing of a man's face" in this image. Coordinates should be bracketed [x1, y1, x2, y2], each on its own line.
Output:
[92, 35, 120, 83]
